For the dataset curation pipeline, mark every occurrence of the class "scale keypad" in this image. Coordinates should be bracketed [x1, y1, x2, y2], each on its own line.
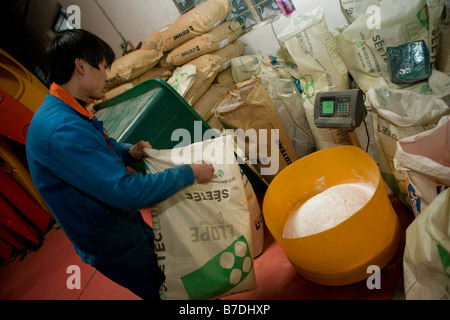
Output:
[336, 98, 350, 116]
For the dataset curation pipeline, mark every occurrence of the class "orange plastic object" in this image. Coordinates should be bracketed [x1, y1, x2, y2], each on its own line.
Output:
[0, 88, 34, 145]
[0, 64, 47, 112]
[0, 168, 50, 233]
[0, 137, 53, 219]
[263, 146, 400, 286]
[0, 48, 48, 93]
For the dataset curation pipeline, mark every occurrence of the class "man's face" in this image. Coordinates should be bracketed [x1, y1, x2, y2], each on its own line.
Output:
[83, 59, 108, 100]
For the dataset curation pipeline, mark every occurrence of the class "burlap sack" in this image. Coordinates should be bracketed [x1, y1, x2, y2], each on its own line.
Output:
[214, 77, 298, 182]
[132, 67, 172, 86]
[106, 49, 162, 88]
[141, 24, 171, 51]
[207, 114, 224, 131]
[230, 54, 315, 158]
[208, 39, 245, 71]
[184, 40, 245, 106]
[105, 82, 134, 100]
[194, 67, 235, 121]
[146, 0, 231, 52]
[157, 52, 177, 71]
[166, 21, 242, 67]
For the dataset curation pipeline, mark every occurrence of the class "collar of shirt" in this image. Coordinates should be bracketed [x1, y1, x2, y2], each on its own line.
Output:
[49, 83, 113, 150]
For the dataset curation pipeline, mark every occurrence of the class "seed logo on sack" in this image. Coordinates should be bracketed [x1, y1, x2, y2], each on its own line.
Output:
[300, 74, 315, 99]
[181, 236, 253, 300]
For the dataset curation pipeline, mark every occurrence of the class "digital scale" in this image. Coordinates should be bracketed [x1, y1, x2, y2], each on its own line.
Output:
[314, 89, 367, 130]
[314, 89, 368, 149]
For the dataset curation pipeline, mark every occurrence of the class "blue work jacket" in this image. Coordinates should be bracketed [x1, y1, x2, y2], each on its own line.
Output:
[26, 93, 194, 268]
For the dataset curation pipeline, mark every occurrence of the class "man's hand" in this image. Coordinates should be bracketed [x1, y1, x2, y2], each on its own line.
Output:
[189, 161, 214, 184]
[128, 140, 152, 160]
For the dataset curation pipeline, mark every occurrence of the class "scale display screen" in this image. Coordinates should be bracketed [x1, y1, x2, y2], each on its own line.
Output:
[321, 100, 335, 116]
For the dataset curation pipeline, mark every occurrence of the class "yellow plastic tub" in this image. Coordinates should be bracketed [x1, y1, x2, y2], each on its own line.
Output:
[263, 146, 400, 286]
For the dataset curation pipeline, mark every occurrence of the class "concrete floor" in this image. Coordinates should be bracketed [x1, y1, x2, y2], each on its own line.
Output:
[0, 188, 412, 300]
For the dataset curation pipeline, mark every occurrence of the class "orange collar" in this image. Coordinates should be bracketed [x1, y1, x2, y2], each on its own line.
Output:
[49, 83, 95, 121]
[49, 83, 113, 150]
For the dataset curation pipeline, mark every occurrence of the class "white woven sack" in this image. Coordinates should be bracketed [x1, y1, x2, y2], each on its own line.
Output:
[144, 136, 256, 300]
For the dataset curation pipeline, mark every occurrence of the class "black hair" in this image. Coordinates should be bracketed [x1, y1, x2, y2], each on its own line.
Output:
[46, 29, 115, 84]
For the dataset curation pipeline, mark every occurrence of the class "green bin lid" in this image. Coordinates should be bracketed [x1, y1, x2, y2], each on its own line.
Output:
[94, 78, 267, 193]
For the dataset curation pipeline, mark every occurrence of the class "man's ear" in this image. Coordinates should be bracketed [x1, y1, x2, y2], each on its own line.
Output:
[74, 58, 86, 76]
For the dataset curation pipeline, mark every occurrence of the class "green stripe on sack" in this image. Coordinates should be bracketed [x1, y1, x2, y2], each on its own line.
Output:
[437, 244, 450, 279]
[181, 235, 253, 300]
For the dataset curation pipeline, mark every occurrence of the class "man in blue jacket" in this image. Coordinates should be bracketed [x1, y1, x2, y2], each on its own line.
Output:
[26, 29, 214, 300]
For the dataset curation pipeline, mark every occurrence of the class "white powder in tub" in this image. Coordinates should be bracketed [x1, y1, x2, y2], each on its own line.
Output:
[282, 183, 376, 239]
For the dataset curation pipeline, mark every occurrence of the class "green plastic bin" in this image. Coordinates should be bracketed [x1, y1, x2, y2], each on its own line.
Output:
[94, 78, 267, 193]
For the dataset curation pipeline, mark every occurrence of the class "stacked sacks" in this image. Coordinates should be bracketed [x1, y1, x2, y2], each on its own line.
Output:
[275, 7, 354, 151]
[165, 40, 245, 106]
[139, 0, 264, 259]
[193, 67, 235, 131]
[106, 49, 162, 87]
[229, 54, 315, 159]
[181, 40, 245, 106]
[166, 20, 242, 67]
[214, 77, 299, 183]
[159, 4, 246, 108]
[334, 0, 448, 209]
[103, 49, 164, 95]
[337, 0, 445, 92]
[142, 0, 231, 52]
[102, 66, 173, 101]
[139, 0, 246, 112]
[89, 0, 234, 111]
